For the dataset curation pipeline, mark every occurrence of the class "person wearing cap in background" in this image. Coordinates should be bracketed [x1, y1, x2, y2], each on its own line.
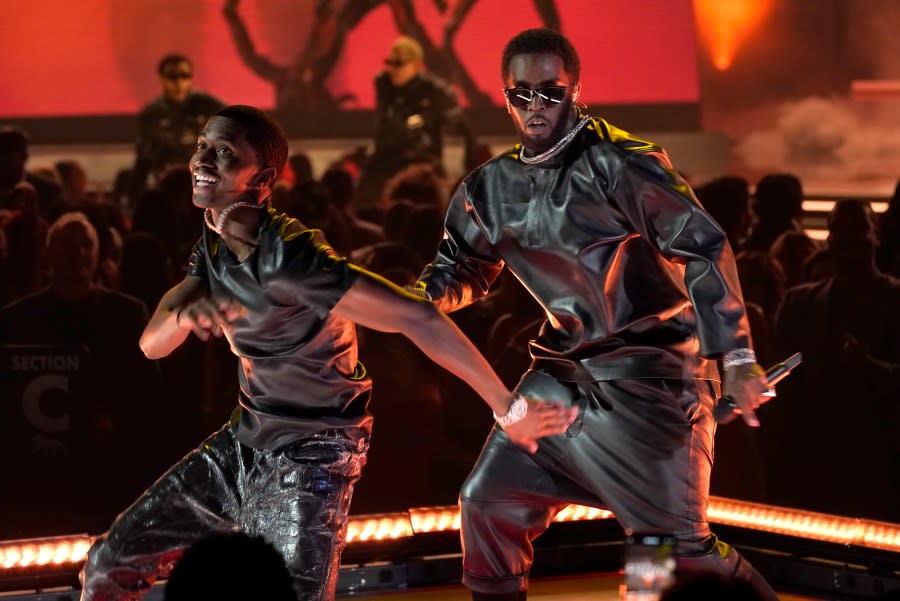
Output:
[356, 36, 478, 208]
[129, 54, 225, 206]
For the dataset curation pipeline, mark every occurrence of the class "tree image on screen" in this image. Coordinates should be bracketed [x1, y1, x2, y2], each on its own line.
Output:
[222, 0, 560, 109]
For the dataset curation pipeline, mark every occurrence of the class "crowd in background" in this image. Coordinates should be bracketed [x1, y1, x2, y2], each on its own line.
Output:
[1, 115, 899, 540]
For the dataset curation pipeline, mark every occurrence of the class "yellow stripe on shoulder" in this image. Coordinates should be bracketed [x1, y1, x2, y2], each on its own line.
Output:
[592, 117, 660, 154]
[270, 209, 306, 242]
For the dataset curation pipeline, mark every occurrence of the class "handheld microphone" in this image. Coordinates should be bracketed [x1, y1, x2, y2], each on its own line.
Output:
[713, 352, 803, 424]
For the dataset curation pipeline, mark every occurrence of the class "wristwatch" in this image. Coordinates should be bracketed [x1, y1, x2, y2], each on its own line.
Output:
[493, 395, 528, 428]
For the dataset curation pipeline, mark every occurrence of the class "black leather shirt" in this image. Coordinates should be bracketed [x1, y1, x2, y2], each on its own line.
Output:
[188, 207, 371, 449]
[417, 116, 752, 382]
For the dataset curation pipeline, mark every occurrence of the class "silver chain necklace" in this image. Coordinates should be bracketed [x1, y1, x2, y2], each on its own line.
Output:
[519, 115, 591, 165]
[204, 201, 264, 235]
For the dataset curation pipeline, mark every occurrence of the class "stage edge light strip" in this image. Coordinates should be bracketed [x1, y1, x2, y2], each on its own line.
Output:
[708, 497, 900, 552]
[345, 512, 413, 543]
[0, 535, 92, 570]
[3, 498, 900, 571]
[381, 499, 900, 553]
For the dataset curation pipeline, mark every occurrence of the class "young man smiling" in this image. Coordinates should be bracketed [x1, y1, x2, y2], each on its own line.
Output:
[79, 105, 576, 601]
[414, 29, 780, 601]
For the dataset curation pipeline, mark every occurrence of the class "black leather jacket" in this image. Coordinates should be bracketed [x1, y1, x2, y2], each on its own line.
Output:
[129, 91, 225, 202]
[373, 71, 474, 164]
[416, 116, 751, 382]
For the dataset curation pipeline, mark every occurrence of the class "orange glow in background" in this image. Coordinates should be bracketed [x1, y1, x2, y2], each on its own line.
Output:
[693, 0, 774, 70]
[3, 498, 900, 571]
[0, 0, 699, 117]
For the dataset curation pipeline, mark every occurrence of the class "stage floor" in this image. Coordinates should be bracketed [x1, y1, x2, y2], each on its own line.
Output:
[0, 576, 824, 601]
[351, 573, 823, 600]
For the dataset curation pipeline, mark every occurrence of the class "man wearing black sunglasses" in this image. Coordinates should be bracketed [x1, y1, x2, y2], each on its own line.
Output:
[129, 54, 225, 206]
[414, 28, 779, 601]
[356, 36, 478, 208]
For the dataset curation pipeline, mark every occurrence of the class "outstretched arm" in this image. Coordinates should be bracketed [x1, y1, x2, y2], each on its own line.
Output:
[333, 269, 576, 451]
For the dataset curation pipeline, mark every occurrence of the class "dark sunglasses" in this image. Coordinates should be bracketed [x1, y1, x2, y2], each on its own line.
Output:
[162, 71, 193, 81]
[503, 85, 570, 108]
[384, 58, 408, 68]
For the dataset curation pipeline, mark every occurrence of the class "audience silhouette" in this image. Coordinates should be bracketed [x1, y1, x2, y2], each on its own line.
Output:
[163, 532, 296, 601]
[771, 199, 900, 521]
[0, 212, 163, 537]
[745, 173, 807, 252]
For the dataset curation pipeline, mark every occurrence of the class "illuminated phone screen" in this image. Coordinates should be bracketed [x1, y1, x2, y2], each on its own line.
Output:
[621, 533, 677, 601]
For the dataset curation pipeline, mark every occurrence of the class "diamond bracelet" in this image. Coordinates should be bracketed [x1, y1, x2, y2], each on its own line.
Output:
[493, 395, 528, 428]
[723, 348, 757, 370]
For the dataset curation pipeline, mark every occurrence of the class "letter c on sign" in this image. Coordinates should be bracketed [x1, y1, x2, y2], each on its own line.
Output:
[22, 374, 71, 433]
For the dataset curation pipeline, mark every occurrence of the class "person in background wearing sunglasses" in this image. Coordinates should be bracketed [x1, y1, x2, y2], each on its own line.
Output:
[356, 36, 478, 209]
[128, 54, 225, 206]
[413, 28, 780, 601]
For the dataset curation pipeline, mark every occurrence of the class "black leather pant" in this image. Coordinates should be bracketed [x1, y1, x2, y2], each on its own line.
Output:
[459, 374, 779, 601]
[79, 422, 368, 601]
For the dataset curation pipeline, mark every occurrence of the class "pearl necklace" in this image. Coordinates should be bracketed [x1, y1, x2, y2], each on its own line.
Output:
[519, 115, 591, 165]
[204, 202, 264, 235]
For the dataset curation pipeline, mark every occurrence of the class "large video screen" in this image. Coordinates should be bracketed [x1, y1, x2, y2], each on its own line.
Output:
[0, 0, 699, 117]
